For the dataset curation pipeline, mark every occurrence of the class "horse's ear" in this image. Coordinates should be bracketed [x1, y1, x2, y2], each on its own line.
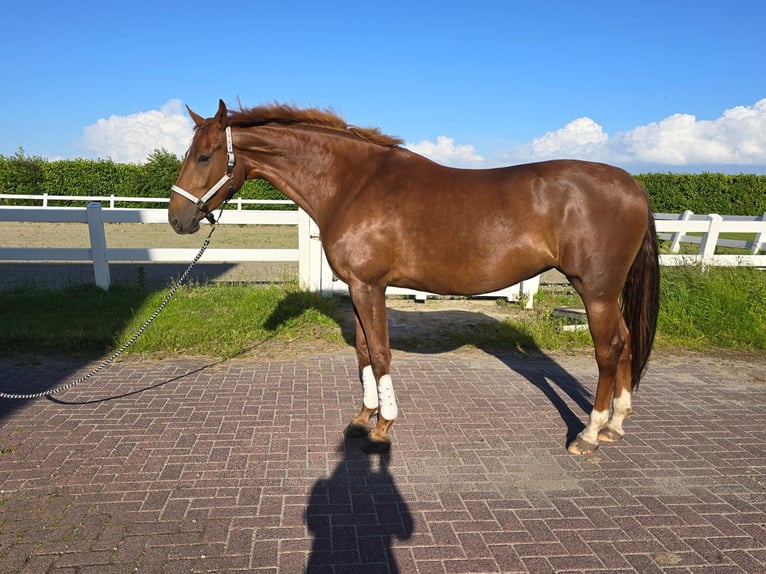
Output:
[215, 99, 228, 128]
[186, 105, 205, 127]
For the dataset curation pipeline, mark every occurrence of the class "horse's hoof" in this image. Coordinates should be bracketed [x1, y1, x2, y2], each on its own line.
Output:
[598, 428, 624, 443]
[362, 436, 391, 454]
[567, 436, 599, 455]
[344, 422, 372, 438]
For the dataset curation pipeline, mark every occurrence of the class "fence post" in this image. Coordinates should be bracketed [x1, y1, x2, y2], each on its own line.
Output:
[699, 213, 723, 264]
[669, 210, 693, 253]
[520, 275, 540, 309]
[86, 202, 111, 290]
[298, 209, 336, 294]
[298, 208, 317, 291]
[752, 212, 766, 255]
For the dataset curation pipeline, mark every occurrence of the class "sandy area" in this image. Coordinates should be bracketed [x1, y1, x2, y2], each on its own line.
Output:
[0, 221, 296, 248]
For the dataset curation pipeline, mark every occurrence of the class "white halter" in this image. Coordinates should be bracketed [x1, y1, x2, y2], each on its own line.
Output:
[171, 126, 235, 222]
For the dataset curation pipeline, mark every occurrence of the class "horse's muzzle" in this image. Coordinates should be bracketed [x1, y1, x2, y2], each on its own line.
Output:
[168, 210, 201, 235]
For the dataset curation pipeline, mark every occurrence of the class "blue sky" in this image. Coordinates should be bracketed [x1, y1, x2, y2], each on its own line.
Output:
[2, 0, 765, 173]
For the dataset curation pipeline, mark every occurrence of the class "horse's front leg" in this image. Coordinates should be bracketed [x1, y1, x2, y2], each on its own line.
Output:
[346, 282, 398, 451]
[344, 313, 379, 438]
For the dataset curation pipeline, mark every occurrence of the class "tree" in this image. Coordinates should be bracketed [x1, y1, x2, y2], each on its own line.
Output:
[139, 148, 182, 196]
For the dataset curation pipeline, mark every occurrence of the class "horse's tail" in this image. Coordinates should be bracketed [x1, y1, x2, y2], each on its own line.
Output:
[622, 208, 660, 390]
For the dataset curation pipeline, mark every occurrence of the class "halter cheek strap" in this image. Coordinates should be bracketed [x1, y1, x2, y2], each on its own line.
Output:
[172, 126, 236, 223]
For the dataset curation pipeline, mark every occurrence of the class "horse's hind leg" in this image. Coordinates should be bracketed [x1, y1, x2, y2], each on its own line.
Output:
[599, 326, 633, 443]
[567, 297, 628, 455]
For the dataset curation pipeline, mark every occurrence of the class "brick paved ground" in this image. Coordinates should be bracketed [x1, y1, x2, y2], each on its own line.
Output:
[0, 350, 764, 573]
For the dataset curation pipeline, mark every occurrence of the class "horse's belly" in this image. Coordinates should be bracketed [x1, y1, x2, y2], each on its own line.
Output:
[392, 250, 548, 296]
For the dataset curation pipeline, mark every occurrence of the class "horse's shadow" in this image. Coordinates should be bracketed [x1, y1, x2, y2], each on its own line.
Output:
[266, 293, 593, 446]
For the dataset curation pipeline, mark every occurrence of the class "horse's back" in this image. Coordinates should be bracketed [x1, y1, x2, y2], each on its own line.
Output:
[389, 156, 646, 219]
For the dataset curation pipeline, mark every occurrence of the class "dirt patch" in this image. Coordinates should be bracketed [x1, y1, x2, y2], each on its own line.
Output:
[339, 296, 530, 348]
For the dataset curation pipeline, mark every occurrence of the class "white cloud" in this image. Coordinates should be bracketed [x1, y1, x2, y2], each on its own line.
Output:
[501, 98, 766, 169]
[405, 135, 485, 167]
[526, 117, 608, 158]
[615, 99, 766, 165]
[81, 97, 766, 170]
[82, 99, 193, 163]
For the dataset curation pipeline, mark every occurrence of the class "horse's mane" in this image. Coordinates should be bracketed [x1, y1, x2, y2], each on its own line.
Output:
[228, 103, 403, 147]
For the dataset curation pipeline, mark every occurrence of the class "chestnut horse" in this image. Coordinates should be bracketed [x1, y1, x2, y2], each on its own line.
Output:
[169, 100, 660, 455]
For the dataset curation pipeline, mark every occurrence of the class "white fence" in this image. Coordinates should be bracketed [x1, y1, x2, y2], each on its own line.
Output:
[0, 203, 304, 288]
[0, 193, 292, 209]
[1, 197, 764, 305]
[655, 211, 766, 266]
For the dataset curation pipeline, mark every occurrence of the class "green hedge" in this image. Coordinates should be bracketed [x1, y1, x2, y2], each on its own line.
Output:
[636, 172, 766, 215]
[2, 149, 765, 214]
[0, 148, 290, 209]
[238, 179, 294, 210]
[0, 149, 167, 207]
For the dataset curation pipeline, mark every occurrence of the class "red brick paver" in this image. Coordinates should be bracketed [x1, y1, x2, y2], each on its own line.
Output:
[0, 351, 764, 573]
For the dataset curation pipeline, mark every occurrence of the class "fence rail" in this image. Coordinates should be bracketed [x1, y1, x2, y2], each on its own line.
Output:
[0, 193, 293, 209]
[655, 210, 766, 266]
[1, 198, 765, 304]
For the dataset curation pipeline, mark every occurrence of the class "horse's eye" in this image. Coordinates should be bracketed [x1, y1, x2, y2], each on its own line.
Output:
[197, 154, 211, 164]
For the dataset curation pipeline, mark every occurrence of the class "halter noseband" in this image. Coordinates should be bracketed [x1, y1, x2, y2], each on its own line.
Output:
[171, 126, 236, 224]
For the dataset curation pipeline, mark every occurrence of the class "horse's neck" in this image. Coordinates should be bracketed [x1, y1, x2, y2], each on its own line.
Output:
[238, 126, 354, 224]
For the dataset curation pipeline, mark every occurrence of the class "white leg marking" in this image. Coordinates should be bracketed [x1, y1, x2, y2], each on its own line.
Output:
[361, 365, 379, 410]
[580, 409, 609, 444]
[378, 375, 398, 420]
[606, 390, 632, 435]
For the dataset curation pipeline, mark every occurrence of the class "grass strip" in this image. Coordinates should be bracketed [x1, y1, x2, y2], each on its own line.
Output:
[0, 267, 763, 358]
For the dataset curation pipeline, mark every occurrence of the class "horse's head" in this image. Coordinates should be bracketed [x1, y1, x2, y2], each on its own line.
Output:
[168, 100, 245, 234]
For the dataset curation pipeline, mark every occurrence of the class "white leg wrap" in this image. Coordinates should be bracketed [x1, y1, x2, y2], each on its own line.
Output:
[607, 391, 632, 434]
[361, 366, 379, 410]
[378, 375, 398, 420]
[580, 409, 609, 444]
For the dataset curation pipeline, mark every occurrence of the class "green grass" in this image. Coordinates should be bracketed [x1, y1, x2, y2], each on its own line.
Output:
[519, 267, 766, 353]
[0, 283, 150, 355]
[120, 283, 344, 357]
[0, 281, 343, 358]
[518, 267, 766, 352]
[657, 266, 766, 351]
[0, 267, 764, 358]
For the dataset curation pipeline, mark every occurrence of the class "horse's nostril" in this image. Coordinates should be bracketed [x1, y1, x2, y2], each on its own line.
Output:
[168, 212, 199, 235]
[169, 214, 183, 234]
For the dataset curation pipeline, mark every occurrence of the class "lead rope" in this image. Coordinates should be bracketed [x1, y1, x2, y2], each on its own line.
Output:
[0, 212, 222, 400]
